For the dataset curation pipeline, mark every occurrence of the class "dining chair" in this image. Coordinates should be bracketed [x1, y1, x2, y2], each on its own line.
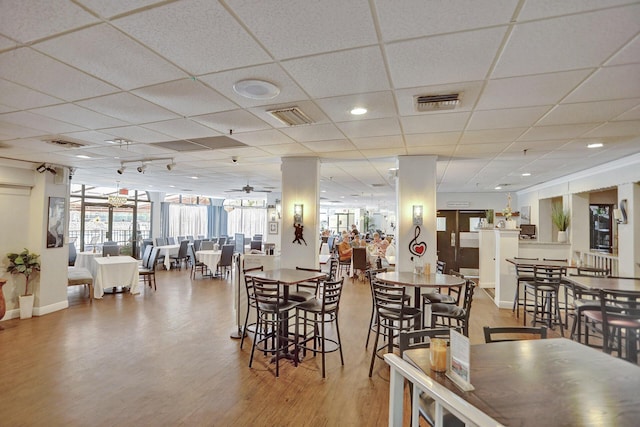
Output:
[240, 266, 264, 350]
[295, 278, 345, 378]
[170, 240, 190, 270]
[483, 326, 547, 343]
[102, 243, 120, 257]
[364, 268, 387, 349]
[290, 267, 322, 302]
[398, 328, 463, 427]
[250, 240, 262, 251]
[216, 245, 234, 278]
[200, 240, 214, 250]
[512, 257, 538, 318]
[351, 247, 369, 281]
[422, 269, 463, 306]
[68, 241, 77, 266]
[430, 279, 476, 337]
[141, 244, 153, 269]
[155, 237, 167, 246]
[189, 244, 208, 279]
[249, 277, 299, 377]
[167, 236, 176, 245]
[327, 255, 338, 281]
[139, 247, 159, 290]
[435, 260, 446, 274]
[584, 289, 640, 362]
[369, 280, 421, 377]
[523, 266, 564, 336]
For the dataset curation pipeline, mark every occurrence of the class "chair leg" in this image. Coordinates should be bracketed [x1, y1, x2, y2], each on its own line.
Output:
[368, 322, 381, 377]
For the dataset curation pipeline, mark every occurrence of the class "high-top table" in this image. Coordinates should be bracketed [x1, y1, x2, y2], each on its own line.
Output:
[93, 256, 139, 299]
[391, 338, 640, 426]
[375, 271, 465, 308]
[563, 275, 640, 292]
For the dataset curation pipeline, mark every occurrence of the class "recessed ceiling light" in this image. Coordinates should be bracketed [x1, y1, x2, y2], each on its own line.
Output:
[587, 142, 603, 148]
[169, 185, 176, 188]
[321, 190, 326, 193]
[76, 155, 91, 159]
[233, 79, 280, 100]
[191, 176, 198, 180]
[521, 173, 531, 177]
[350, 107, 367, 115]
[494, 186, 502, 190]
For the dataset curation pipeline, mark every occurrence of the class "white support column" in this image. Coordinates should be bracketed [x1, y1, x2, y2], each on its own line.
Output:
[494, 229, 520, 308]
[280, 157, 320, 269]
[617, 182, 639, 277]
[396, 156, 437, 273]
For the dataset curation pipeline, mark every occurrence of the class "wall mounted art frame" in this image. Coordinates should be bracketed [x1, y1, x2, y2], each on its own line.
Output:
[47, 196, 65, 248]
[269, 221, 278, 235]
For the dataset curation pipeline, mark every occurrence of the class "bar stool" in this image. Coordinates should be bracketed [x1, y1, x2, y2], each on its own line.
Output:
[512, 257, 538, 318]
[523, 266, 564, 336]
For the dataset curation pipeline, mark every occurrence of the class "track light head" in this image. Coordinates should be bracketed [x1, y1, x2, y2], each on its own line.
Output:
[117, 165, 125, 174]
[36, 163, 47, 173]
[137, 164, 147, 173]
[166, 162, 175, 171]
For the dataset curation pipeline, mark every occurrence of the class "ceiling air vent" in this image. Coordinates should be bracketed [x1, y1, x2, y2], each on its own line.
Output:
[268, 106, 314, 126]
[414, 93, 461, 112]
[45, 139, 86, 149]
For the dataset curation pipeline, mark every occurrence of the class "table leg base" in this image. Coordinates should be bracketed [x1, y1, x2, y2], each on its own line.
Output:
[103, 286, 130, 294]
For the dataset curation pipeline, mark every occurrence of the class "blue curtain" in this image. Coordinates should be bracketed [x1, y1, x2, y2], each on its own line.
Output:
[160, 202, 170, 238]
[208, 199, 227, 238]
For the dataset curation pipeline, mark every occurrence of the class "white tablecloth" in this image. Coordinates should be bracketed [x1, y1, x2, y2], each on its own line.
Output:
[93, 256, 139, 298]
[156, 244, 180, 270]
[74, 251, 101, 270]
[196, 250, 221, 272]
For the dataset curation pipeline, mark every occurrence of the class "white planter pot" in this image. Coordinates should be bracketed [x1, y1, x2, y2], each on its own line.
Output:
[19, 294, 34, 319]
[558, 231, 567, 243]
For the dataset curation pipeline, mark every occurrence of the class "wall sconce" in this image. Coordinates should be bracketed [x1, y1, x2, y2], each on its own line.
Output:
[293, 204, 304, 224]
[413, 205, 423, 226]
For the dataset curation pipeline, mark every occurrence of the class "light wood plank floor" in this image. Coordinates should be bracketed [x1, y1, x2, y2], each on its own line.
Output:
[0, 268, 561, 426]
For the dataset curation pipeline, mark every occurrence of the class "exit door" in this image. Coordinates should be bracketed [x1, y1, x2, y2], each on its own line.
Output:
[436, 210, 484, 276]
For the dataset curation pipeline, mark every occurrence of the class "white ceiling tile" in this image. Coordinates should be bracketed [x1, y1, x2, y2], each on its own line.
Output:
[351, 135, 404, 150]
[113, 0, 271, 75]
[467, 106, 551, 130]
[0, 35, 16, 50]
[98, 126, 175, 143]
[260, 143, 313, 156]
[1, 111, 85, 133]
[316, 91, 397, 122]
[0, 48, 118, 101]
[337, 118, 401, 139]
[406, 145, 456, 157]
[0, 120, 45, 139]
[375, 0, 518, 41]
[35, 24, 186, 90]
[77, 92, 179, 123]
[0, 0, 98, 43]
[607, 33, 640, 66]
[493, 5, 640, 77]
[229, 0, 377, 59]
[191, 110, 271, 134]
[517, 0, 637, 21]
[0, 79, 63, 109]
[230, 130, 295, 147]
[142, 119, 221, 140]
[303, 139, 357, 153]
[280, 123, 345, 142]
[401, 112, 471, 134]
[360, 147, 408, 159]
[404, 132, 461, 147]
[31, 104, 129, 129]
[282, 46, 389, 98]
[395, 82, 484, 117]
[459, 128, 527, 144]
[477, 70, 591, 110]
[519, 124, 598, 141]
[539, 99, 640, 126]
[61, 130, 127, 146]
[386, 27, 506, 88]
[614, 104, 640, 121]
[77, 0, 167, 18]
[564, 64, 640, 103]
[198, 63, 308, 108]
[133, 79, 237, 117]
[583, 120, 640, 138]
[455, 142, 510, 156]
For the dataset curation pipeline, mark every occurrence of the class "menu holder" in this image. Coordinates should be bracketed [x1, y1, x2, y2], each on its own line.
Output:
[445, 329, 475, 392]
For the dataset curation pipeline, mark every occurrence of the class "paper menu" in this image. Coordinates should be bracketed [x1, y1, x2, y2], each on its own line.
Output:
[446, 329, 475, 391]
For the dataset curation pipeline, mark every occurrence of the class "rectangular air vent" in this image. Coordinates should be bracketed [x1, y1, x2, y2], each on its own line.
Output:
[415, 93, 461, 112]
[45, 139, 86, 149]
[268, 106, 314, 126]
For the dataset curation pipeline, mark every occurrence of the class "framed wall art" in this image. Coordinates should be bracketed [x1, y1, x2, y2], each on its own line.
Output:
[268, 222, 278, 235]
[47, 196, 65, 248]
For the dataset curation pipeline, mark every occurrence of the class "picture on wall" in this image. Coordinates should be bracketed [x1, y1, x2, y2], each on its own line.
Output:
[47, 197, 65, 248]
[269, 222, 278, 235]
[520, 206, 531, 225]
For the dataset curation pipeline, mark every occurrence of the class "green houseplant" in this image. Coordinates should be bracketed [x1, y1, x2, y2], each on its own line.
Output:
[551, 205, 570, 243]
[6, 248, 41, 319]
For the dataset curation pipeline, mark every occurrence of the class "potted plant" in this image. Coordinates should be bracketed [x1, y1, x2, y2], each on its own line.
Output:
[6, 248, 41, 319]
[485, 209, 494, 225]
[552, 205, 570, 243]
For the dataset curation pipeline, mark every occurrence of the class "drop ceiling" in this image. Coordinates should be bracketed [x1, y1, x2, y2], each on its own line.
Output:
[0, 0, 639, 207]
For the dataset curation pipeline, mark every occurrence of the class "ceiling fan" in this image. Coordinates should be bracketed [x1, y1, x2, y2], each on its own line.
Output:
[225, 184, 271, 194]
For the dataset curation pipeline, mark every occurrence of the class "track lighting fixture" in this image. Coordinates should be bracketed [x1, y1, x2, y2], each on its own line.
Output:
[36, 163, 47, 173]
[115, 157, 174, 174]
[167, 162, 176, 171]
[117, 164, 126, 174]
[137, 163, 147, 173]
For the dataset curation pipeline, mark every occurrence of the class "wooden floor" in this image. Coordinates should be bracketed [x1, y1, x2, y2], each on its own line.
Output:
[0, 268, 561, 426]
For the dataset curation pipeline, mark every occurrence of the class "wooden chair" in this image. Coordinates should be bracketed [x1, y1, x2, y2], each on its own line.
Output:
[67, 266, 93, 302]
[216, 245, 234, 278]
[139, 247, 159, 290]
[512, 257, 538, 318]
[483, 326, 547, 343]
[430, 279, 476, 337]
[290, 267, 321, 302]
[523, 266, 564, 336]
[240, 266, 263, 350]
[351, 247, 369, 281]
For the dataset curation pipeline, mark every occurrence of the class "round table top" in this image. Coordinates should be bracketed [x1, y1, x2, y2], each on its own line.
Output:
[375, 271, 465, 288]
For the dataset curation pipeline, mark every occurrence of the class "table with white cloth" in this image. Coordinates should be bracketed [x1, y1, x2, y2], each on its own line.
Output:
[196, 250, 221, 274]
[92, 256, 139, 299]
[74, 251, 101, 270]
[156, 244, 180, 270]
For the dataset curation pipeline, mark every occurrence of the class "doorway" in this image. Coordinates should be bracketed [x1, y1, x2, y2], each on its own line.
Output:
[436, 210, 484, 277]
[82, 203, 137, 256]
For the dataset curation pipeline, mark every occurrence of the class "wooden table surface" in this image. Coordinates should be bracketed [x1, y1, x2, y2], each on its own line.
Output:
[563, 275, 640, 292]
[375, 272, 465, 288]
[505, 258, 574, 268]
[404, 338, 640, 426]
[244, 268, 326, 285]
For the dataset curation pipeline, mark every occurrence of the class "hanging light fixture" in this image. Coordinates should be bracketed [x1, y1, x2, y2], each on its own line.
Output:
[108, 182, 128, 207]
